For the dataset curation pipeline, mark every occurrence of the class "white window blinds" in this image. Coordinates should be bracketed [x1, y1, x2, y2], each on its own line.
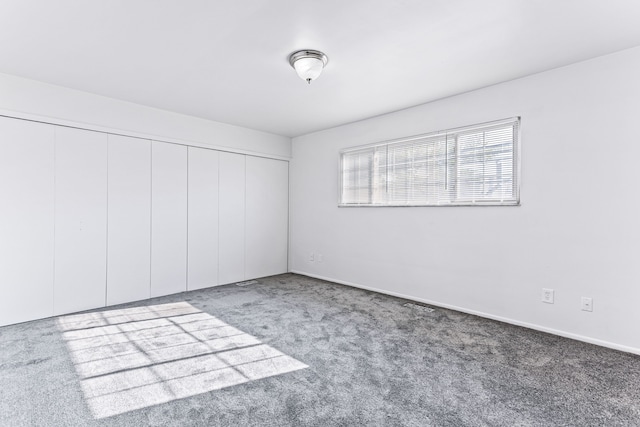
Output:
[340, 118, 520, 206]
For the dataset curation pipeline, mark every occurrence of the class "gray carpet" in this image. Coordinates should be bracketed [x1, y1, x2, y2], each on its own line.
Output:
[1, 273, 639, 426]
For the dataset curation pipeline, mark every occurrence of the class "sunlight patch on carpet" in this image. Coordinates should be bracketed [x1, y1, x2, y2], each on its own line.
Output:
[57, 302, 308, 419]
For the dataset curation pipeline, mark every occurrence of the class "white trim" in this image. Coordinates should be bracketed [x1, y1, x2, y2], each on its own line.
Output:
[290, 270, 640, 356]
[0, 109, 291, 161]
[339, 116, 519, 154]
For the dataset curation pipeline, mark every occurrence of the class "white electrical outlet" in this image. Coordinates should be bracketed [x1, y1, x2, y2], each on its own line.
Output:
[542, 288, 554, 304]
[309, 252, 315, 262]
[581, 297, 593, 312]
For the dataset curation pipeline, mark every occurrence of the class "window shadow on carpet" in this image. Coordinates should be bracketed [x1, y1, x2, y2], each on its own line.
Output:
[56, 302, 307, 419]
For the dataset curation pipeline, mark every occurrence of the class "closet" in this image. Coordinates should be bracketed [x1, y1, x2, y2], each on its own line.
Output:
[0, 115, 288, 326]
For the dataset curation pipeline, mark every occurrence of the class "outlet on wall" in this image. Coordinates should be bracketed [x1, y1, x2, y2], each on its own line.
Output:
[581, 297, 593, 312]
[309, 252, 315, 262]
[542, 288, 554, 304]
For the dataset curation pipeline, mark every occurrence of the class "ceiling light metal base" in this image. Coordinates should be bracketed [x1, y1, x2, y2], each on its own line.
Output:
[288, 50, 329, 68]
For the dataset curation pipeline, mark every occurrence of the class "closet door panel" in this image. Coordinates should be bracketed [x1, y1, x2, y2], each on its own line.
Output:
[187, 147, 219, 291]
[0, 117, 55, 326]
[218, 152, 245, 285]
[54, 127, 108, 315]
[151, 142, 187, 297]
[245, 157, 289, 279]
[107, 135, 151, 305]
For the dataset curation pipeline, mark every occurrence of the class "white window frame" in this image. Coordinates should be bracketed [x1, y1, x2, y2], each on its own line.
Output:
[339, 117, 521, 207]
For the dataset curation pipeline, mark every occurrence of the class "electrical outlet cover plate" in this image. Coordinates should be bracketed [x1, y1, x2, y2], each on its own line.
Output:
[542, 288, 554, 304]
[581, 297, 593, 312]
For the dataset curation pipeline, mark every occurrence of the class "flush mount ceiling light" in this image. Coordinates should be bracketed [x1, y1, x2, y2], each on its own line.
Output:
[288, 49, 329, 84]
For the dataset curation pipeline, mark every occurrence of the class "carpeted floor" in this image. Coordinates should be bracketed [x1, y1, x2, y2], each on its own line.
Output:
[1, 273, 639, 426]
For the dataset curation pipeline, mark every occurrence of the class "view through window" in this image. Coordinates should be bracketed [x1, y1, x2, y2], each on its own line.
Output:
[340, 118, 520, 206]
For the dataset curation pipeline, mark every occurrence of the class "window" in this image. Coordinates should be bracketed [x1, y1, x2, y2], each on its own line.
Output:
[340, 118, 520, 206]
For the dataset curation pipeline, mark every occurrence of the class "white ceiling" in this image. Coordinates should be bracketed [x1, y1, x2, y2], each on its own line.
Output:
[1, 1, 640, 137]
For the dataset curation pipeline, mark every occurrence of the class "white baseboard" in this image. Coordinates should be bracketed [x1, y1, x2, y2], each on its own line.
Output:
[290, 270, 640, 356]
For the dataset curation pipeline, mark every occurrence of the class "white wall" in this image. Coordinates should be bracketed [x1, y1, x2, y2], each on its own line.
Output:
[0, 72, 291, 159]
[290, 46, 640, 354]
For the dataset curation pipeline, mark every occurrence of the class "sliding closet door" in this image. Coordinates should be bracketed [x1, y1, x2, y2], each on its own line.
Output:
[0, 117, 55, 326]
[107, 135, 151, 305]
[54, 127, 108, 315]
[187, 147, 219, 290]
[151, 141, 188, 297]
[218, 152, 245, 285]
[245, 157, 289, 279]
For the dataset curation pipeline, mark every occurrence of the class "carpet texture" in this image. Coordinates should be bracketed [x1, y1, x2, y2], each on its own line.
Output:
[0, 273, 639, 426]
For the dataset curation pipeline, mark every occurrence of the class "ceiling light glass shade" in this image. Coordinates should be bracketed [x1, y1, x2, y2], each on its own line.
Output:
[293, 57, 324, 82]
[289, 50, 328, 84]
